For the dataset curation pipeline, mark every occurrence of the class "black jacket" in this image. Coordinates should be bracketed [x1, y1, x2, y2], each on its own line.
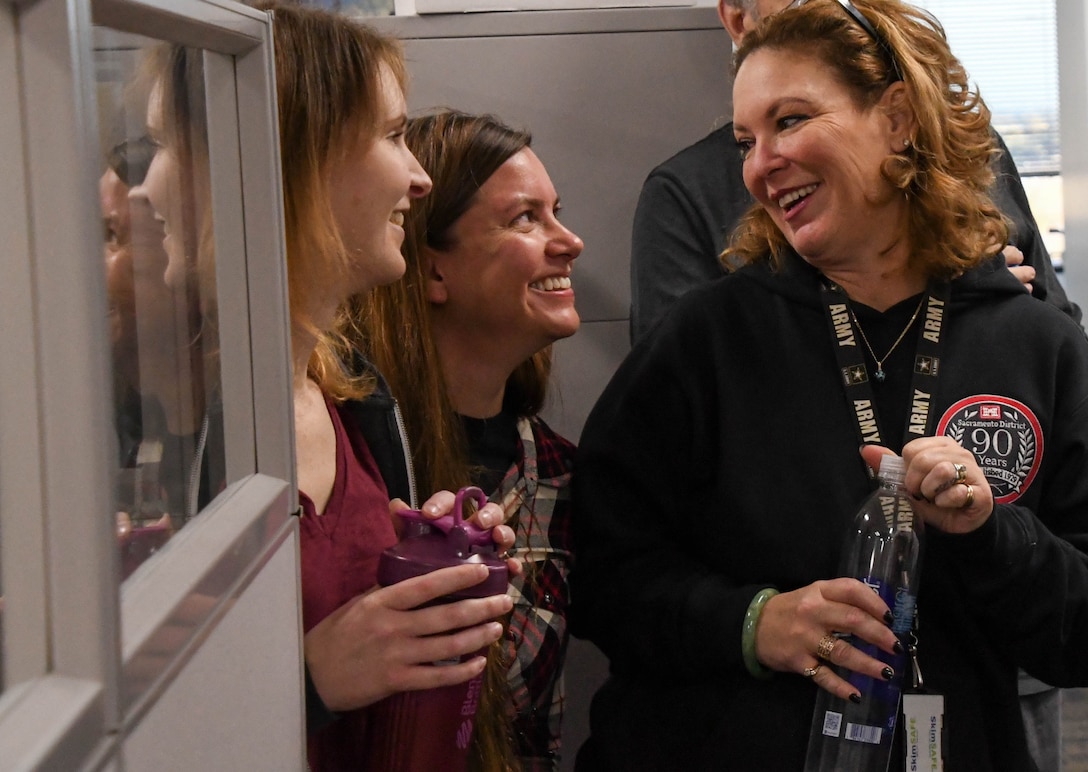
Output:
[573, 253, 1088, 771]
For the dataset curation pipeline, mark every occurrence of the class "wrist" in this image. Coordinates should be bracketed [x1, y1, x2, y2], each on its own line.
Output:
[742, 587, 778, 679]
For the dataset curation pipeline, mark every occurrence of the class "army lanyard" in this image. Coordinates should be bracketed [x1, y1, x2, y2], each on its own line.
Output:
[819, 278, 951, 450]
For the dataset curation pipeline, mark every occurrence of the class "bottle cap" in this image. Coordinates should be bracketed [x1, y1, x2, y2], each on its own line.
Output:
[378, 486, 508, 598]
[878, 454, 906, 486]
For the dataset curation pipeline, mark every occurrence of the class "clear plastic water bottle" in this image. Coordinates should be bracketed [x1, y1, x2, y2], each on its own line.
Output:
[362, 486, 508, 772]
[803, 454, 922, 772]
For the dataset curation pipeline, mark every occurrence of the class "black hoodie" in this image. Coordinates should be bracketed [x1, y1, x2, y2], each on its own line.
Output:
[570, 252, 1088, 771]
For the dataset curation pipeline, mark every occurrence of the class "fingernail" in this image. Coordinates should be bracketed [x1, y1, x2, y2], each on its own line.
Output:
[477, 511, 494, 528]
[884, 610, 894, 625]
[882, 667, 894, 681]
[466, 564, 488, 580]
[849, 693, 862, 704]
[893, 640, 904, 655]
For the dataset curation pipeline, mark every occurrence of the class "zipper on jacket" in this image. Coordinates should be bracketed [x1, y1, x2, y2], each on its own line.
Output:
[392, 398, 418, 509]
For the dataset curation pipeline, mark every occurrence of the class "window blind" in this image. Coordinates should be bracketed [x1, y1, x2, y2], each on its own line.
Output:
[912, 0, 1059, 175]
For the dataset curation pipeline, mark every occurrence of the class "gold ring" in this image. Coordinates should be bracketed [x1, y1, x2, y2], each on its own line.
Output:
[960, 483, 974, 509]
[816, 633, 837, 661]
[953, 462, 967, 485]
[802, 665, 822, 678]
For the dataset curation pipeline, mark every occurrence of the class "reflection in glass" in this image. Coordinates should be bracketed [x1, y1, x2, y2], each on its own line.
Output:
[96, 40, 225, 580]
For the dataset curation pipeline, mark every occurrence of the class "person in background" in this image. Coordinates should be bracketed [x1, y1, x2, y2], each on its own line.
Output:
[362, 109, 582, 770]
[145, 6, 517, 768]
[101, 135, 159, 470]
[570, 1, 1088, 769]
[101, 132, 192, 573]
[628, 0, 1079, 346]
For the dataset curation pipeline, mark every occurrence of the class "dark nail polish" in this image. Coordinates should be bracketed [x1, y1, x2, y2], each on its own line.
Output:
[882, 667, 894, 681]
[849, 693, 862, 704]
[893, 640, 904, 655]
[884, 611, 894, 625]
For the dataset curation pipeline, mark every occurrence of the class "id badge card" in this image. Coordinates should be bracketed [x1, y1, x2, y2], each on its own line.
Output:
[902, 693, 945, 771]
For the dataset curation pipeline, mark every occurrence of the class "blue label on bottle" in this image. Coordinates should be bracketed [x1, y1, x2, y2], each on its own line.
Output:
[890, 585, 916, 635]
[846, 577, 912, 732]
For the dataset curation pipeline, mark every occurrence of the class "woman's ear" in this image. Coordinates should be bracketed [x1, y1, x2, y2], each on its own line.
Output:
[880, 81, 918, 151]
[424, 247, 448, 305]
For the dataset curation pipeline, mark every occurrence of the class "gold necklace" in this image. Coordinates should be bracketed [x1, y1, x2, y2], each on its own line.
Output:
[847, 294, 926, 383]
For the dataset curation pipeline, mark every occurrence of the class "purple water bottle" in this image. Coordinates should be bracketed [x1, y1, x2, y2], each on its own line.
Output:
[363, 486, 508, 771]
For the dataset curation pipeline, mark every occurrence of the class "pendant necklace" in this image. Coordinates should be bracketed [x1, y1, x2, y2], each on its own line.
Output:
[847, 294, 926, 383]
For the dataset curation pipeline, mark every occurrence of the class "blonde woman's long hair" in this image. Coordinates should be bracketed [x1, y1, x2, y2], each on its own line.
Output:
[256, 0, 408, 401]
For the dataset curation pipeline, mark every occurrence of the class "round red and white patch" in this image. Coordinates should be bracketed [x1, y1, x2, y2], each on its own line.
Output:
[936, 395, 1043, 504]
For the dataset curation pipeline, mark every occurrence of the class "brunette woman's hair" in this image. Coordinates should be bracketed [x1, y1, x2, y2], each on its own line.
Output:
[724, 0, 1008, 278]
[359, 109, 548, 771]
[362, 109, 544, 498]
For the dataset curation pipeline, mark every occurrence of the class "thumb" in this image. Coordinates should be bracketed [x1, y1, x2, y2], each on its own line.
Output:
[860, 443, 897, 474]
[388, 498, 411, 537]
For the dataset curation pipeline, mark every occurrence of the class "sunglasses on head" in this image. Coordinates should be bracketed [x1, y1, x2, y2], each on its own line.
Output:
[786, 0, 904, 83]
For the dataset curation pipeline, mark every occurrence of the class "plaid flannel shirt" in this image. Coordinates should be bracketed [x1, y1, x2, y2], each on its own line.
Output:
[493, 415, 575, 771]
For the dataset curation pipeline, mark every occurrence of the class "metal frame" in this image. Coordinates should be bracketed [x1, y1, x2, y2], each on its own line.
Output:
[0, 0, 295, 766]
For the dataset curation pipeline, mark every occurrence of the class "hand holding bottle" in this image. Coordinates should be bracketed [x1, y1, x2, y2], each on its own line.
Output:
[390, 489, 521, 577]
[305, 488, 515, 713]
[363, 486, 512, 770]
[755, 579, 901, 701]
[804, 454, 923, 771]
[304, 562, 512, 712]
[861, 438, 994, 533]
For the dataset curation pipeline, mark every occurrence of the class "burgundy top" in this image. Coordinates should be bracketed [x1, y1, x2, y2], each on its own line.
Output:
[300, 397, 397, 771]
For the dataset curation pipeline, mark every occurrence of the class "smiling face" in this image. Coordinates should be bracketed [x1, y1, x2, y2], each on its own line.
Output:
[426, 147, 582, 365]
[327, 64, 432, 298]
[732, 47, 910, 273]
[131, 82, 195, 290]
[103, 139, 193, 401]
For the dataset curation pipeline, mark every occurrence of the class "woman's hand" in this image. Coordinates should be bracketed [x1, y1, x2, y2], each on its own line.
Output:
[755, 579, 901, 701]
[391, 491, 521, 577]
[1003, 244, 1035, 293]
[304, 563, 513, 712]
[861, 439, 994, 534]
